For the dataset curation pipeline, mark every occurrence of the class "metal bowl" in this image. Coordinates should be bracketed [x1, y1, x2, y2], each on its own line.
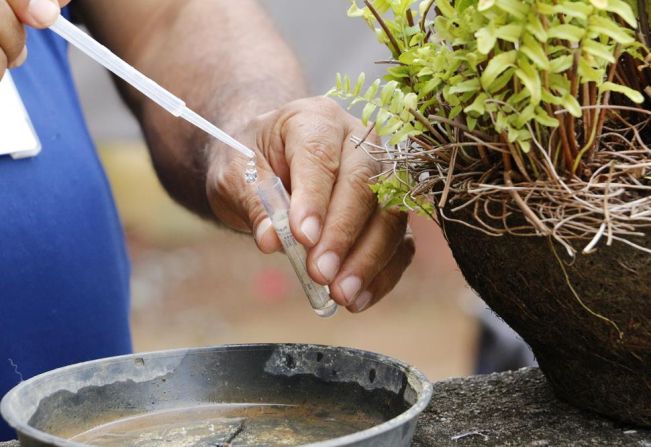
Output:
[1, 344, 432, 446]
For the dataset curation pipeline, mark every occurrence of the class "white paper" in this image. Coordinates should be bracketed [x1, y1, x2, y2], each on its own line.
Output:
[0, 72, 41, 159]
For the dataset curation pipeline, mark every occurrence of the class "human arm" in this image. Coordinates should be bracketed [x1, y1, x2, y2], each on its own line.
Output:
[76, 0, 415, 312]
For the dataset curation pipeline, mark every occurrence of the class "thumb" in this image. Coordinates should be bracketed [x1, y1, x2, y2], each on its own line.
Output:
[8, 0, 60, 28]
[206, 151, 283, 255]
[250, 171, 285, 255]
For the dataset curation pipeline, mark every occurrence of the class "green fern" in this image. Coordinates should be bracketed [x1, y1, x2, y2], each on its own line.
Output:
[370, 170, 435, 216]
[333, 0, 649, 213]
[327, 73, 425, 146]
[337, 0, 645, 157]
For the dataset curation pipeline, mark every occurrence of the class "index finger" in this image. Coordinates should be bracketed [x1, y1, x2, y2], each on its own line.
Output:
[283, 97, 347, 248]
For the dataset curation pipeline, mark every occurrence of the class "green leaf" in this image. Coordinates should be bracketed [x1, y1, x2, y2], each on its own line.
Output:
[481, 50, 517, 89]
[376, 108, 392, 129]
[449, 104, 463, 119]
[534, 106, 560, 127]
[549, 55, 573, 73]
[542, 89, 564, 105]
[514, 104, 535, 128]
[467, 115, 478, 130]
[518, 139, 531, 153]
[578, 56, 605, 82]
[391, 93, 407, 114]
[370, 171, 434, 216]
[547, 24, 585, 42]
[381, 81, 399, 104]
[603, 0, 638, 28]
[347, 3, 369, 18]
[435, 0, 456, 18]
[361, 102, 377, 125]
[599, 81, 645, 103]
[464, 92, 488, 115]
[589, 15, 635, 44]
[475, 26, 497, 54]
[506, 126, 531, 144]
[477, 0, 495, 11]
[448, 78, 481, 94]
[535, 2, 556, 15]
[382, 117, 405, 135]
[515, 58, 542, 104]
[582, 40, 615, 63]
[495, 0, 528, 19]
[589, 0, 608, 9]
[404, 91, 419, 111]
[364, 79, 382, 100]
[389, 124, 421, 145]
[553, 1, 593, 20]
[495, 24, 523, 43]
[488, 68, 515, 93]
[560, 93, 582, 117]
[353, 72, 366, 96]
[520, 33, 550, 70]
[344, 74, 351, 93]
[526, 14, 547, 41]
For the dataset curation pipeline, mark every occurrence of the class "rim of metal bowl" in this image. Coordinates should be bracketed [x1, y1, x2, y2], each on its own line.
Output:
[1, 344, 433, 447]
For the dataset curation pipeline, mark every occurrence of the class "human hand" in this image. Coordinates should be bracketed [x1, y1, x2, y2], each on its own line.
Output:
[0, 0, 70, 78]
[206, 97, 415, 313]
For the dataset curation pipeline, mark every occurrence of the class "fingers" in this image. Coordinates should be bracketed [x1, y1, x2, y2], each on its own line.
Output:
[205, 139, 282, 255]
[1, 0, 61, 76]
[0, 48, 7, 80]
[305, 130, 382, 286]
[7, 0, 60, 28]
[348, 231, 415, 313]
[321, 207, 409, 306]
[0, 0, 26, 67]
[283, 97, 345, 248]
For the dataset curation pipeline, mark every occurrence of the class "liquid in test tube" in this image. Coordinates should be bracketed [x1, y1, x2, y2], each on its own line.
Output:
[257, 177, 338, 318]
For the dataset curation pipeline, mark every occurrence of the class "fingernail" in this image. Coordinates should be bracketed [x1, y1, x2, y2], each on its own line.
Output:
[338, 276, 362, 305]
[316, 251, 340, 283]
[9, 47, 28, 68]
[350, 291, 373, 313]
[300, 216, 321, 246]
[28, 0, 60, 26]
[255, 218, 273, 244]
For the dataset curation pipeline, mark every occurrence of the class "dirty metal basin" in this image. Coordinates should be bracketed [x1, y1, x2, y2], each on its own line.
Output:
[1, 344, 432, 446]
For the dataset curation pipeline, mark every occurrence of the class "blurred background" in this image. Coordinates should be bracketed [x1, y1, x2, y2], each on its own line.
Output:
[67, 0, 529, 381]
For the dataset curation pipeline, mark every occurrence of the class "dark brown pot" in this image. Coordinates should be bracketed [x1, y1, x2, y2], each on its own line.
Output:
[440, 212, 651, 427]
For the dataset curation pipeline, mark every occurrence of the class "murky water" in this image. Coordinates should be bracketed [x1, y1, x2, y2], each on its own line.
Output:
[69, 402, 382, 446]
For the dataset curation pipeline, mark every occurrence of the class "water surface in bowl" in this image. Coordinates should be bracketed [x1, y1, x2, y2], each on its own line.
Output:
[69, 401, 383, 446]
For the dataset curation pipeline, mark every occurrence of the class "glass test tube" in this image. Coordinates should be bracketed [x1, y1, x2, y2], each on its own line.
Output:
[257, 177, 338, 318]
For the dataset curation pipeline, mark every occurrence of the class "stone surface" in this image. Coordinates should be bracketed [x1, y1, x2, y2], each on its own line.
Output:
[3, 368, 650, 447]
[413, 368, 651, 447]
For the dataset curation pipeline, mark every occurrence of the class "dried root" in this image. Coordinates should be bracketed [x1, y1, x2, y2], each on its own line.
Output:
[355, 106, 651, 257]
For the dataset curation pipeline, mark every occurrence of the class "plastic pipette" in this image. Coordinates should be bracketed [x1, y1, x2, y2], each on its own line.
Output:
[49, 15, 255, 159]
[257, 177, 338, 318]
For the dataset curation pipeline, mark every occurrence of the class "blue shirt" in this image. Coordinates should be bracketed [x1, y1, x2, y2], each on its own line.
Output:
[0, 17, 132, 440]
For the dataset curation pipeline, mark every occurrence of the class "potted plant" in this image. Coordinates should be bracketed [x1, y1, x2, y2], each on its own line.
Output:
[329, 0, 651, 427]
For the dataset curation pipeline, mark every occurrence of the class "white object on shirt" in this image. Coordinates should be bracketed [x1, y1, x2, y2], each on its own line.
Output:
[0, 72, 41, 159]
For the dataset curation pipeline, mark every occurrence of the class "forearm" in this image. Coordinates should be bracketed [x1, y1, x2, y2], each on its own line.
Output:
[80, 0, 307, 218]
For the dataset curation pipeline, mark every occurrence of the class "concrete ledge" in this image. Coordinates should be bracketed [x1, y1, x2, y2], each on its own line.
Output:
[413, 367, 651, 446]
[3, 368, 649, 446]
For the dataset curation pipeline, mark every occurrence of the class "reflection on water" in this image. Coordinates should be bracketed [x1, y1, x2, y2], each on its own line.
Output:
[70, 402, 382, 446]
